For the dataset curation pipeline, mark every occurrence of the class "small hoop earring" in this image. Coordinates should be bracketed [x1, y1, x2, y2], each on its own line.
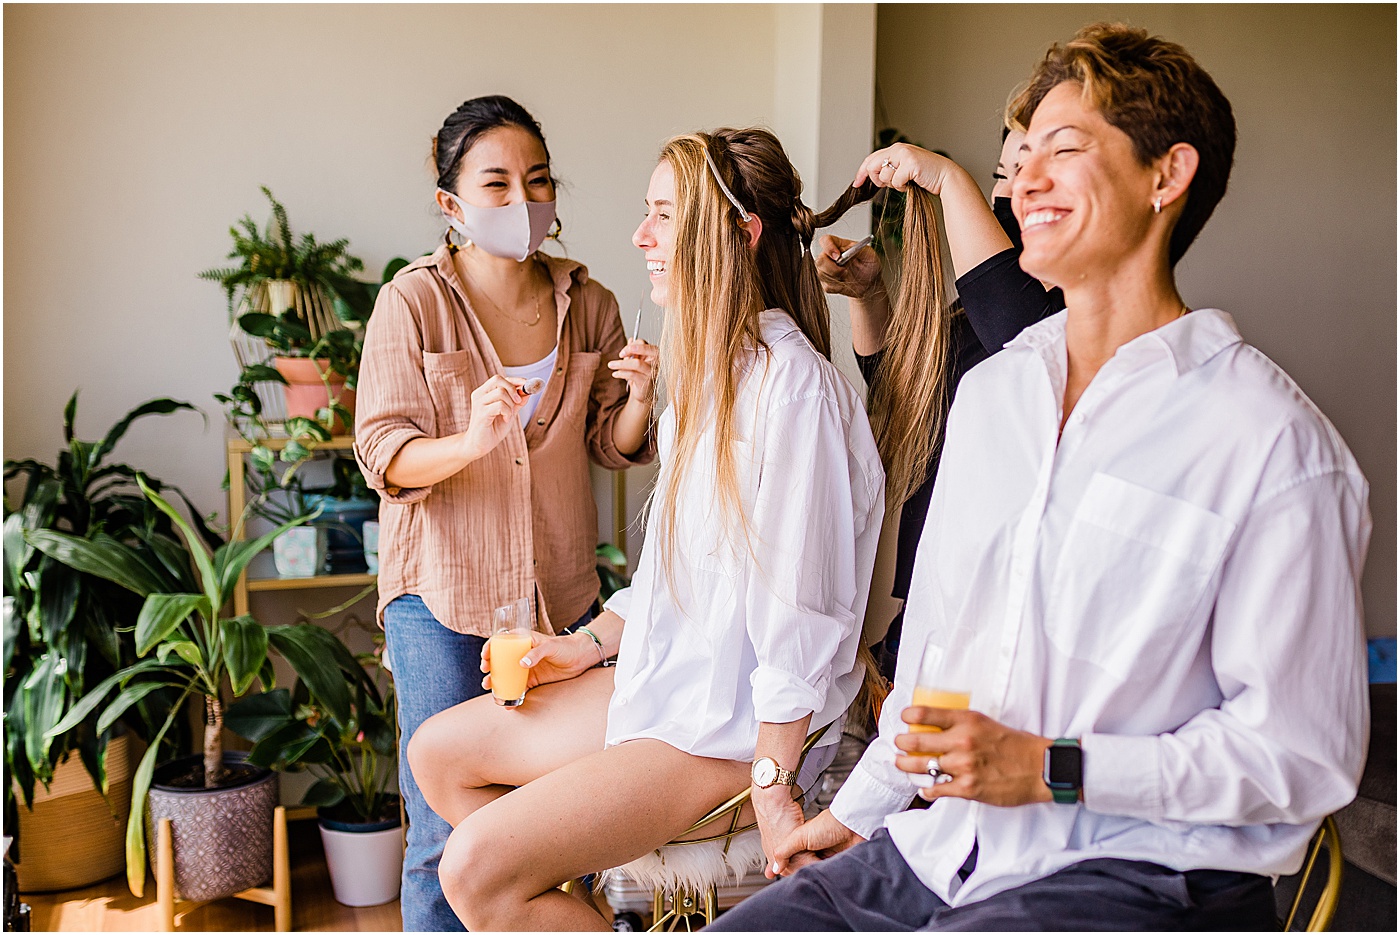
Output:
[547, 217, 563, 241]
[1153, 197, 1163, 214]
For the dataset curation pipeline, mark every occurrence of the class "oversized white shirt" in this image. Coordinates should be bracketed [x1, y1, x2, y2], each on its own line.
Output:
[603, 310, 885, 762]
[830, 309, 1370, 906]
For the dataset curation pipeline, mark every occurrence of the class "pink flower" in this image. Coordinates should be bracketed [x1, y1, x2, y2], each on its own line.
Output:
[355, 731, 365, 743]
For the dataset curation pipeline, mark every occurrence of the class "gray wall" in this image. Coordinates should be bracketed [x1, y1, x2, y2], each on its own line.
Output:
[878, 4, 1396, 637]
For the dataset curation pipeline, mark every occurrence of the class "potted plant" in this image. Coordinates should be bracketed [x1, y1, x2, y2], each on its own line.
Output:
[33, 478, 357, 900]
[304, 457, 379, 574]
[227, 630, 400, 907]
[201, 186, 407, 436]
[3, 392, 210, 891]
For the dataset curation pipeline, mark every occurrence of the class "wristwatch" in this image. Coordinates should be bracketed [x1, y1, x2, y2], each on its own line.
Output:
[1043, 738, 1083, 805]
[751, 756, 798, 789]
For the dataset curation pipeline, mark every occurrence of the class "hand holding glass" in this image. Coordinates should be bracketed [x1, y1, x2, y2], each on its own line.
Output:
[489, 598, 534, 706]
[905, 639, 971, 788]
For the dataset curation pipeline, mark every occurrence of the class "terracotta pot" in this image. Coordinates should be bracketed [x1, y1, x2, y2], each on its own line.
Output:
[12, 731, 132, 892]
[145, 752, 278, 902]
[273, 357, 355, 435]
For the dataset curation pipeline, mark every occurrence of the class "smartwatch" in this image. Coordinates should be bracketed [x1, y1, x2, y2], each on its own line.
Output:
[1043, 738, 1083, 805]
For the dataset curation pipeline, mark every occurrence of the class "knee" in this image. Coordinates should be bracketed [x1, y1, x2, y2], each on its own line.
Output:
[439, 818, 516, 930]
[406, 711, 460, 812]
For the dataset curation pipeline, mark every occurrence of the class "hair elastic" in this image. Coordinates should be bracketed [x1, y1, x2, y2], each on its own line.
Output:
[703, 145, 752, 222]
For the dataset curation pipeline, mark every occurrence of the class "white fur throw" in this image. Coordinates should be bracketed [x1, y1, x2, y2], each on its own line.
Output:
[600, 828, 767, 894]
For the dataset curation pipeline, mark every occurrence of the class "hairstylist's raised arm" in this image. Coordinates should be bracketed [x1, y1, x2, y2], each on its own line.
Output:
[857, 143, 1013, 278]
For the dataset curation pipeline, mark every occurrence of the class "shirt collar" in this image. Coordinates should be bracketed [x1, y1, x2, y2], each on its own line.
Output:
[758, 308, 802, 344]
[1007, 307, 1242, 377]
[425, 244, 589, 295]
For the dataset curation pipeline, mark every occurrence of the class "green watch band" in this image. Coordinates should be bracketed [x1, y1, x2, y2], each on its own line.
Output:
[1044, 738, 1083, 805]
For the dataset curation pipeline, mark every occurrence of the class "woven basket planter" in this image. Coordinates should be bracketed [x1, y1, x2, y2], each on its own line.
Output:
[12, 731, 132, 892]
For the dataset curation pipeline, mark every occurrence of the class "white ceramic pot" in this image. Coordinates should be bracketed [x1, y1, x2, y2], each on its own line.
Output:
[318, 821, 403, 907]
[272, 527, 326, 577]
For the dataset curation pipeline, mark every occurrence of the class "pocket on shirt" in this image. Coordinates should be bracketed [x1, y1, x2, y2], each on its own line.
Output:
[548, 352, 601, 430]
[422, 349, 478, 434]
[1045, 472, 1236, 681]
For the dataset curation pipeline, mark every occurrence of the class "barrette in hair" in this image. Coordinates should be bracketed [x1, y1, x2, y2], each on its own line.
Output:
[702, 145, 752, 222]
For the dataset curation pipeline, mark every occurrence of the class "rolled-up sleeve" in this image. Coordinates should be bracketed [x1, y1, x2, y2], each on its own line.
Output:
[584, 289, 656, 470]
[744, 393, 866, 724]
[1083, 470, 1371, 826]
[353, 283, 435, 505]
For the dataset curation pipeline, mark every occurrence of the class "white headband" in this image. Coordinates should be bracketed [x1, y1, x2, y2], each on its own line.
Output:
[702, 145, 752, 222]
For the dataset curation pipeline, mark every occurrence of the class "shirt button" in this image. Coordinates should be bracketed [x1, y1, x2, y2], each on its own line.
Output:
[556, 366, 564, 374]
[514, 457, 524, 465]
[536, 418, 545, 426]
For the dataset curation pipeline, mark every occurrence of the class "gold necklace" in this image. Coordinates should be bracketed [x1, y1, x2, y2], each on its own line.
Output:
[458, 256, 543, 327]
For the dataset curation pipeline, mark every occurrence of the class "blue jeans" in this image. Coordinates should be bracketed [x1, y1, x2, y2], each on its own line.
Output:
[385, 594, 593, 932]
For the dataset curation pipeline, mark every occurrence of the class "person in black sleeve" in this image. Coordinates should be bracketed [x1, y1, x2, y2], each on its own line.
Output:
[814, 135, 1064, 678]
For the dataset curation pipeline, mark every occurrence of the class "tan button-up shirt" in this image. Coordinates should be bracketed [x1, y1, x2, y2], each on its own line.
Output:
[354, 246, 654, 636]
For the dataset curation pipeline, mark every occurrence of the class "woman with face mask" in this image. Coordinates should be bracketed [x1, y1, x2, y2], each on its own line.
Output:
[352, 95, 657, 932]
[406, 127, 886, 932]
[814, 132, 1064, 676]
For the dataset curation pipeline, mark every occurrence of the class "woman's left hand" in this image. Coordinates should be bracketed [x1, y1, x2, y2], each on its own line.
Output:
[753, 785, 808, 880]
[608, 339, 659, 406]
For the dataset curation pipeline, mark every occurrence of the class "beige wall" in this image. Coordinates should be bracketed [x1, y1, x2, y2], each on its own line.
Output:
[4, 3, 874, 568]
[877, 4, 1397, 638]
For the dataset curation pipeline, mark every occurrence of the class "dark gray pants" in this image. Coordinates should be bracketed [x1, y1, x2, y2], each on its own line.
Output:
[705, 831, 1276, 932]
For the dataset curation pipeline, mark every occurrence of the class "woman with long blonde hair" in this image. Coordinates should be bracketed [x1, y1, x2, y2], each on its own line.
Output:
[406, 127, 886, 931]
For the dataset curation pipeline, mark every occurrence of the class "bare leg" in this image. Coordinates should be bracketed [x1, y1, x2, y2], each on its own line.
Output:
[440, 739, 750, 932]
[408, 666, 615, 827]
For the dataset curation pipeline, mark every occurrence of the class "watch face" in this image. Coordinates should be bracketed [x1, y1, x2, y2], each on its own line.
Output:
[1047, 745, 1083, 788]
[752, 758, 777, 787]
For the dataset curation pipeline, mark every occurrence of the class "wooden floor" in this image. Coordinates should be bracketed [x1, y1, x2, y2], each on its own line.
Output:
[21, 818, 401, 932]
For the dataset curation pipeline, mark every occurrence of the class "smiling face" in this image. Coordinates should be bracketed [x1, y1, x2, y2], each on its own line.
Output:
[991, 129, 1025, 199]
[1012, 82, 1160, 287]
[632, 159, 676, 307]
[443, 124, 554, 212]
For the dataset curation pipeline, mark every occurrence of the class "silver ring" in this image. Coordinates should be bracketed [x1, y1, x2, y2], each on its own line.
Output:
[880, 159, 894, 171]
[925, 756, 941, 780]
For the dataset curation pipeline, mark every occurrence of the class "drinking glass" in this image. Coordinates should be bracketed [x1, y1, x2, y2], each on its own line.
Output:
[906, 638, 972, 787]
[489, 598, 534, 707]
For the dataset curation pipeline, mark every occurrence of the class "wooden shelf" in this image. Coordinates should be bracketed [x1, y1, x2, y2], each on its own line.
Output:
[246, 573, 377, 593]
[226, 426, 357, 453]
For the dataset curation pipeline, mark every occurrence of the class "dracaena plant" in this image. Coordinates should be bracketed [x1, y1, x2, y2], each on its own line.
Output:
[32, 478, 355, 898]
[3, 393, 212, 815]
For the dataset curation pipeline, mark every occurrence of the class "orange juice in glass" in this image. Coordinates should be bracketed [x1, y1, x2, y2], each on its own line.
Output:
[490, 599, 534, 707]
[906, 639, 971, 787]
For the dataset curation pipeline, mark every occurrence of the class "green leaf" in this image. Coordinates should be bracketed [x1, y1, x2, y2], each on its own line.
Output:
[224, 689, 294, 742]
[91, 399, 199, 470]
[301, 778, 345, 808]
[126, 696, 186, 898]
[136, 477, 220, 612]
[62, 391, 79, 444]
[220, 616, 268, 696]
[239, 363, 287, 385]
[257, 655, 277, 692]
[26, 529, 165, 596]
[22, 654, 67, 773]
[213, 511, 312, 599]
[171, 641, 203, 668]
[44, 658, 170, 737]
[135, 593, 207, 656]
[237, 312, 280, 337]
[596, 542, 628, 568]
[266, 626, 353, 725]
[96, 681, 179, 736]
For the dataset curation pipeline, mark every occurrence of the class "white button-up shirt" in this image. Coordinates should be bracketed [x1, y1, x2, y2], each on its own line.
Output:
[830, 308, 1370, 906]
[604, 310, 885, 762]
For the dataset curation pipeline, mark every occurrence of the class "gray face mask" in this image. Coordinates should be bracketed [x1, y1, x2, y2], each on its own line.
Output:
[438, 189, 556, 261]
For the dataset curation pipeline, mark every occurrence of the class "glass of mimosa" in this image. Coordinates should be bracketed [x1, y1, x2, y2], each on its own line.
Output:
[489, 598, 534, 707]
[907, 639, 971, 787]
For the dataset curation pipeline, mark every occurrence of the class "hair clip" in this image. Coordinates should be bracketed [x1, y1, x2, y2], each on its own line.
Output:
[702, 145, 752, 222]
